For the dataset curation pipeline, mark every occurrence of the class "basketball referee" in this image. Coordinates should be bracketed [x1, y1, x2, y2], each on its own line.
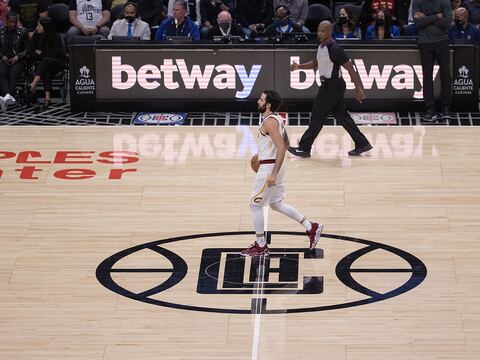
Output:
[288, 21, 373, 158]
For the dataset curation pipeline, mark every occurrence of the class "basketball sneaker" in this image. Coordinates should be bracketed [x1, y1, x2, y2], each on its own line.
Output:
[240, 243, 270, 257]
[288, 146, 311, 158]
[306, 223, 323, 250]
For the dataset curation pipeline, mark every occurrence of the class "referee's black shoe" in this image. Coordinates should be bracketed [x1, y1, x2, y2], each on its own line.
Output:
[423, 109, 438, 122]
[288, 146, 311, 158]
[348, 144, 373, 156]
[440, 108, 452, 120]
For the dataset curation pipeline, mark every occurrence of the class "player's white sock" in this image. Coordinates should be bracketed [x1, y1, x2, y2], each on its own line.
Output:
[256, 235, 266, 247]
[301, 218, 312, 231]
[250, 204, 266, 246]
[270, 201, 312, 231]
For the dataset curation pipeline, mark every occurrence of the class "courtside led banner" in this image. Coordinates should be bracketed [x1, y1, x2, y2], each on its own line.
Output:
[69, 43, 477, 111]
[95, 48, 444, 101]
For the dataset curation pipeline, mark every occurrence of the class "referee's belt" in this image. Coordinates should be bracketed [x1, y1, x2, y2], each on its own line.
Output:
[259, 159, 276, 165]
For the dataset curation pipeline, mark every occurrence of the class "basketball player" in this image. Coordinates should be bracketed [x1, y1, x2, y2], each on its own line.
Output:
[241, 90, 323, 257]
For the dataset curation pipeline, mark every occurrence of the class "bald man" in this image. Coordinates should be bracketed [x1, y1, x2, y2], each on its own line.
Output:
[288, 21, 372, 157]
[206, 10, 244, 39]
[449, 7, 480, 41]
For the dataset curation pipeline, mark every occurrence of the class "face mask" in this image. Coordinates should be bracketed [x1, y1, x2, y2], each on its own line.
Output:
[125, 16, 135, 24]
[375, 18, 385, 27]
[338, 16, 348, 25]
[455, 19, 464, 27]
[219, 22, 231, 33]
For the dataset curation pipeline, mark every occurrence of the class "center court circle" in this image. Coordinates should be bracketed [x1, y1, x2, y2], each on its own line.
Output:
[96, 231, 427, 314]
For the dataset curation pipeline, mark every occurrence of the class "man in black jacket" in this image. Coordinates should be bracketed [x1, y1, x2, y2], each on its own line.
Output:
[413, 0, 453, 121]
[206, 10, 244, 39]
[237, 0, 273, 37]
[137, 0, 164, 28]
[0, 12, 28, 107]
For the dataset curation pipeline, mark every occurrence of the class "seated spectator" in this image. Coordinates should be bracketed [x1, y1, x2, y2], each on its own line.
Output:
[8, 0, 48, 35]
[462, 0, 480, 27]
[111, 0, 127, 9]
[452, 0, 462, 11]
[206, 10, 244, 39]
[273, 0, 309, 33]
[333, 6, 361, 39]
[138, 0, 164, 28]
[200, 0, 234, 39]
[155, 0, 200, 40]
[27, 17, 66, 108]
[360, 0, 405, 37]
[0, 11, 27, 108]
[365, 8, 400, 39]
[264, 5, 302, 38]
[168, 0, 201, 28]
[0, 0, 8, 27]
[67, 0, 111, 44]
[449, 6, 480, 40]
[109, 2, 151, 39]
[237, 0, 273, 37]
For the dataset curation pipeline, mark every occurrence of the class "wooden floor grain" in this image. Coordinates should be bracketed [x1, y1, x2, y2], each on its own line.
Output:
[1, 126, 479, 360]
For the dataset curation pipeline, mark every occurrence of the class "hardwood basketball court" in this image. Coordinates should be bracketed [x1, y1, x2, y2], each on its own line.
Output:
[1, 125, 479, 359]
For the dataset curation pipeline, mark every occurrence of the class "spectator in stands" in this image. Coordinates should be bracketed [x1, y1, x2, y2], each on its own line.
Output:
[413, 0, 452, 121]
[111, 0, 127, 10]
[365, 8, 400, 39]
[449, 6, 480, 40]
[0, 0, 9, 27]
[237, 0, 273, 37]
[206, 10, 244, 39]
[462, 0, 480, 27]
[67, 0, 111, 44]
[155, 0, 200, 40]
[333, 6, 361, 39]
[109, 2, 151, 39]
[403, 0, 419, 36]
[273, 0, 309, 33]
[360, 0, 406, 37]
[138, 0, 164, 28]
[200, 0, 234, 39]
[264, 5, 302, 38]
[168, 0, 201, 28]
[27, 17, 65, 108]
[451, 0, 461, 11]
[0, 11, 27, 107]
[8, 0, 48, 35]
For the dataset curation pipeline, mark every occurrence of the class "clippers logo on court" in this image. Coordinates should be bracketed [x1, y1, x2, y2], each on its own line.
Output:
[96, 231, 427, 314]
[75, 65, 95, 95]
[133, 112, 187, 125]
[453, 65, 473, 95]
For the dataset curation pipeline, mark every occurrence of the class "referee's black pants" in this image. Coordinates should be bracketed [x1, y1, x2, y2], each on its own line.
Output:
[298, 77, 370, 153]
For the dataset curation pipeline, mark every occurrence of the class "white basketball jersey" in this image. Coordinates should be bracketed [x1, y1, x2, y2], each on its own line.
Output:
[257, 114, 285, 161]
[76, 0, 103, 27]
